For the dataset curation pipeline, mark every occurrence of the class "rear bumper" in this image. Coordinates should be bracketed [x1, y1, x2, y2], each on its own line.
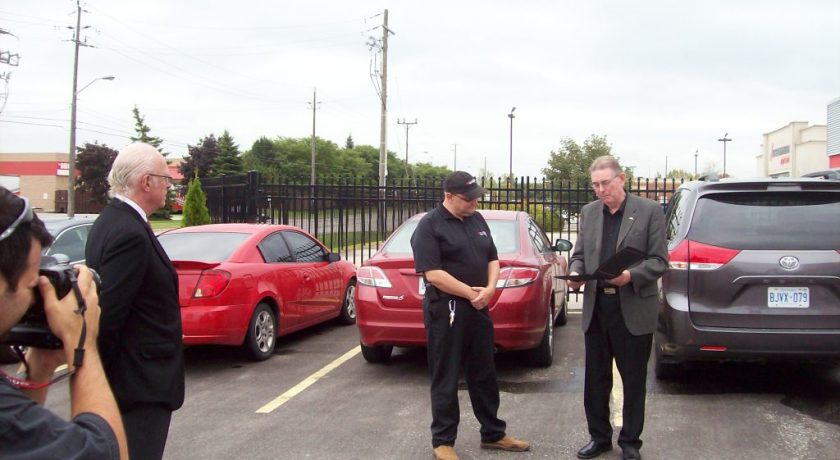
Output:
[355, 285, 548, 351]
[656, 300, 840, 363]
[181, 303, 251, 346]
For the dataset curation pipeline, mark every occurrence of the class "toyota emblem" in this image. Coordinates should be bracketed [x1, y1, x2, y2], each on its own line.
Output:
[779, 256, 800, 270]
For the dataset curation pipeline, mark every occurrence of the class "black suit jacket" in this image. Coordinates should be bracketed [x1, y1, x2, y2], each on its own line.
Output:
[85, 198, 185, 412]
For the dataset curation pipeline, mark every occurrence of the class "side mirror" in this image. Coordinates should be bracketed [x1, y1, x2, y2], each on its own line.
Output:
[326, 252, 341, 263]
[552, 238, 573, 252]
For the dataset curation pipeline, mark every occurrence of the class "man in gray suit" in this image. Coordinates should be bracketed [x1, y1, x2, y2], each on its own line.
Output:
[567, 156, 668, 460]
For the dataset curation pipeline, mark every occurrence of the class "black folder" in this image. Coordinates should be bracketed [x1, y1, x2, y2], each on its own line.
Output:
[556, 246, 646, 282]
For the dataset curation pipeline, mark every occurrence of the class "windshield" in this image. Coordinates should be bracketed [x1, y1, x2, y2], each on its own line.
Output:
[383, 219, 518, 254]
[157, 232, 250, 262]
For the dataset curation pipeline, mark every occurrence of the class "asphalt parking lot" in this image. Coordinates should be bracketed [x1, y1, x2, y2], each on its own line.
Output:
[25, 299, 840, 459]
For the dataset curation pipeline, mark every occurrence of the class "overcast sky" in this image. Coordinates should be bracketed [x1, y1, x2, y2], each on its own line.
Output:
[1, 0, 838, 179]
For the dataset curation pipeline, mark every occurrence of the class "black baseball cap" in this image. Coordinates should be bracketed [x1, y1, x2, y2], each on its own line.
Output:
[444, 171, 486, 200]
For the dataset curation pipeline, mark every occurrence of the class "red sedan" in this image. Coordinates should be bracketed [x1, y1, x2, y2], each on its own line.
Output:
[355, 210, 572, 367]
[157, 224, 357, 360]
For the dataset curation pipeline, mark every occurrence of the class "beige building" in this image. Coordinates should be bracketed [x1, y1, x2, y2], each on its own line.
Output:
[0, 152, 70, 212]
[756, 122, 827, 178]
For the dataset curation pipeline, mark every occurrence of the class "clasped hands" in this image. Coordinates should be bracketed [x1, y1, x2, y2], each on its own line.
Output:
[469, 286, 494, 310]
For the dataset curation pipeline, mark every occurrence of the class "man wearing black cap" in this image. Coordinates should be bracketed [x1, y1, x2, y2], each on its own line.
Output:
[411, 171, 530, 460]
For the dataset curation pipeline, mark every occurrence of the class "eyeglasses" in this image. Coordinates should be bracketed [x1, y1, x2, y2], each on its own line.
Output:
[0, 196, 33, 242]
[452, 193, 477, 202]
[591, 175, 619, 190]
[148, 173, 174, 185]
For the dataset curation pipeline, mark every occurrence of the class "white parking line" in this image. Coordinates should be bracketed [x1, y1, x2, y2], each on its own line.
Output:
[610, 360, 623, 427]
[256, 345, 361, 414]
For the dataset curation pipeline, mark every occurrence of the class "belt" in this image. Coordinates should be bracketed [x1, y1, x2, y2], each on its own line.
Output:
[597, 287, 618, 295]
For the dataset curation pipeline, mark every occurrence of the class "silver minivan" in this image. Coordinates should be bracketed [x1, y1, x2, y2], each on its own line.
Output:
[655, 178, 840, 378]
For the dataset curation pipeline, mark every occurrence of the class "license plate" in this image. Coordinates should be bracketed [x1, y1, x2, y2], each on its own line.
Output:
[419, 277, 427, 295]
[767, 287, 809, 308]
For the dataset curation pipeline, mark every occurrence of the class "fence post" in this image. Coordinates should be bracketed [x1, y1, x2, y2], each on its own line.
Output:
[246, 170, 260, 223]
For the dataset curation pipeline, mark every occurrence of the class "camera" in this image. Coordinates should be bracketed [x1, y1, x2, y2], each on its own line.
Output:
[0, 256, 100, 349]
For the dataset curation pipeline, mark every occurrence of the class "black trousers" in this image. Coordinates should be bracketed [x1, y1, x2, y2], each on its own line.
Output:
[583, 293, 652, 450]
[122, 403, 173, 460]
[424, 297, 506, 447]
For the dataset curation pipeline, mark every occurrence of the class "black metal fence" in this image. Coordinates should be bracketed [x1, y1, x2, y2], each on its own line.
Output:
[200, 173, 681, 265]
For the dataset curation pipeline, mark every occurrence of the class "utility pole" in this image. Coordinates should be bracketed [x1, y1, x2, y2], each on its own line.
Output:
[397, 118, 417, 177]
[308, 88, 321, 186]
[718, 132, 732, 178]
[694, 149, 698, 178]
[67, 0, 83, 217]
[377, 9, 394, 189]
[665, 155, 668, 179]
[453, 144, 457, 171]
[507, 107, 516, 183]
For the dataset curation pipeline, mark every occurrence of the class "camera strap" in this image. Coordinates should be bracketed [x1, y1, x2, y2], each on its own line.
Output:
[68, 269, 87, 369]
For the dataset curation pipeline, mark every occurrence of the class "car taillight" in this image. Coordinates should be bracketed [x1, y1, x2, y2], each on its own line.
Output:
[357, 266, 393, 288]
[669, 240, 740, 271]
[496, 267, 540, 288]
[193, 270, 231, 298]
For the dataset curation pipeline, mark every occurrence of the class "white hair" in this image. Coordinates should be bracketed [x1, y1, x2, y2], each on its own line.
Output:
[107, 143, 164, 197]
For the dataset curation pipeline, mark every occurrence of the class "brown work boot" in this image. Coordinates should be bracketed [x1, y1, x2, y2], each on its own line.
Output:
[433, 445, 459, 460]
[481, 435, 531, 452]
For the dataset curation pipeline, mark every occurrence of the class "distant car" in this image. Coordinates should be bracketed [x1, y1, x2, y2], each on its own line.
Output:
[655, 178, 840, 378]
[355, 210, 573, 367]
[42, 217, 96, 264]
[157, 224, 357, 360]
[802, 169, 840, 180]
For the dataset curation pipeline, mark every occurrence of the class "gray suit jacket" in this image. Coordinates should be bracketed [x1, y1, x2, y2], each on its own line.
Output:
[569, 193, 668, 335]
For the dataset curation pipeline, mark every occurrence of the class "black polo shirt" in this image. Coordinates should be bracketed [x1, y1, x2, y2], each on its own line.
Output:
[598, 197, 627, 286]
[411, 203, 498, 291]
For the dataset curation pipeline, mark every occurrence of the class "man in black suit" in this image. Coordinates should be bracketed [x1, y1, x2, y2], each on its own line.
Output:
[85, 142, 185, 460]
[568, 156, 668, 460]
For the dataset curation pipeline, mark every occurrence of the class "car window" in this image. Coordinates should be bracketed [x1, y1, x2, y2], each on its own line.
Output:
[259, 232, 295, 263]
[688, 192, 840, 250]
[527, 219, 549, 253]
[158, 232, 250, 262]
[383, 221, 419, 254]
[486, 220, 518, 253]
[47, 224, 91, 263]
[665, 189, 687, 242]
[282, 231, 326, 262]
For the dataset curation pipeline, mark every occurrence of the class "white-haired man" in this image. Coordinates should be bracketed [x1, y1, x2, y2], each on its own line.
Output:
[85, 142, 185, 460]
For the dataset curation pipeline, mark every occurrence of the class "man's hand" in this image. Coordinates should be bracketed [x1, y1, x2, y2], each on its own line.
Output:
[41, 265, 101, 366]
[567, 273, 584, 292]
[469, 286, 495, 310]
[607, 270, 632, 287]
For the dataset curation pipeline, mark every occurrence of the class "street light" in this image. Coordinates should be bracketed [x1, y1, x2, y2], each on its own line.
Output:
[717, 132, 731, 178]
[68, 75, 114, 217]
[693, 149, 698, 178]
[507, 106, 516, 183]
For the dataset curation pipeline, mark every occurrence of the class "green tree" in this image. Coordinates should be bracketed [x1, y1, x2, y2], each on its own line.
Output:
[541, 134, 631, 217]
[180, 134, 220, 183]
[181, 175, 211, 227]
[666, 168, 694, 180]
[345, 134, 354, 149]
[75, 142, 118, 205]
[130, 105, 164, 150]
[212, 130, 243, 177]
[243, 136, 278, 172]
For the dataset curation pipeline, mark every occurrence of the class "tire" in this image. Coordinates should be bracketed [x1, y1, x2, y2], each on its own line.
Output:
[360, 342, 393, 363]
[529, 309, 554, 367]
[243, 303, 277, 361]
[654, 343, 685, 380]
[554, 295, 568, 327]
[338, 280, 357, 325]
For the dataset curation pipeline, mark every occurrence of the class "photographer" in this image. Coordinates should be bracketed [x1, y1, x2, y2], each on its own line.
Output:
[0, 187, 128, 459]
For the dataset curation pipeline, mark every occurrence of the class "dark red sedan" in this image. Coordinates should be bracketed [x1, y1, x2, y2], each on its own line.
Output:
[355, 210, 572, 366]
[157, 224, 357, 360]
